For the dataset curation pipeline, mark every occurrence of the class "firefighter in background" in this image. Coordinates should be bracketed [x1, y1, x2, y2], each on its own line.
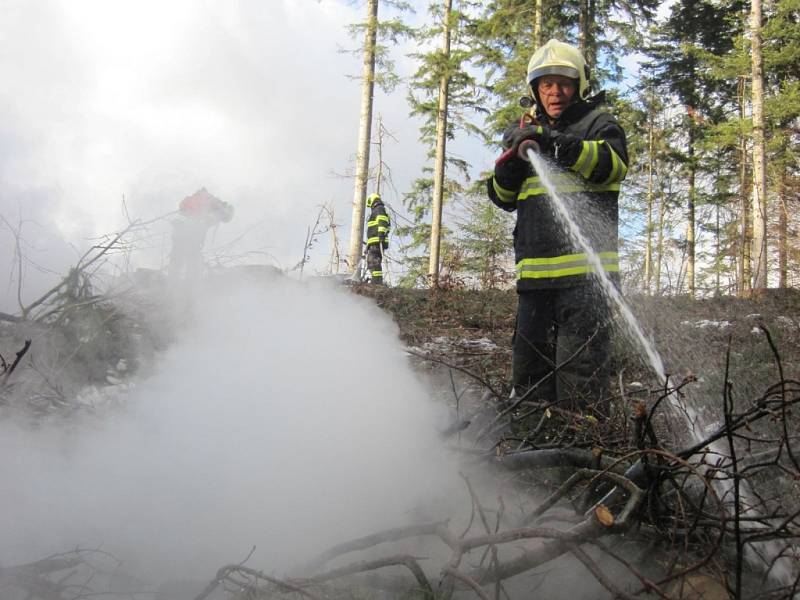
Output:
[487, 40, 628, 412]
[169, 187, 234, 282]
[365, 193, 390, 284]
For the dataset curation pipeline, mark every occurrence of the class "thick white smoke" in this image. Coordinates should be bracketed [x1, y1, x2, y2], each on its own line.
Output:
[0, 273, 462, 584]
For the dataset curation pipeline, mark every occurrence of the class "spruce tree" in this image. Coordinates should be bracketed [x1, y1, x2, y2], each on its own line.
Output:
[344, 0, 413, 273]
[642, 0, 742, 296]
[457, 184, 515, 289]
[399, 0, 485, 286]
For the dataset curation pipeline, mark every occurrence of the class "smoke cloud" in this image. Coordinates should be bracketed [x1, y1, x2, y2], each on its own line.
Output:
[0, 273, 462, 584]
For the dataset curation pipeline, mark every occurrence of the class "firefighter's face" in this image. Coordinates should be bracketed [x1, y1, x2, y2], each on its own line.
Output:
[537, 75, 577, 119]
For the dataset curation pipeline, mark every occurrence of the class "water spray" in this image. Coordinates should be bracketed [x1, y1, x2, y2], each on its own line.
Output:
[523, 148, 671, 389]
[524, 147, 795, 586]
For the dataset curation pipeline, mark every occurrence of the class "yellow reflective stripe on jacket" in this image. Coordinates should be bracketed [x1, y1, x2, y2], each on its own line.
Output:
[601, 144, 628, 185]
[572, 141, 600, 179]
[375, 215, 390, 224]
[492, 177, 517, 204]
[570, 140, 628, 183]
[516, 252, 619, 279]
[366, 236, 383, 245]
[518, 175, 620, 200]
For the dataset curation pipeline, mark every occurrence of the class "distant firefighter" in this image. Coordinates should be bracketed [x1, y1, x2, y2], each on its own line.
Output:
[365, 193, 390, 284]
[169, 188, 233, 281]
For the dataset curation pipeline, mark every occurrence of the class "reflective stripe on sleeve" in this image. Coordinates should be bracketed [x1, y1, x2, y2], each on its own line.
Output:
[492, 177, 518, 204]
[571, 141, 600, 179]
[570, 140, 628, 184]
[601, 144, 628, 185]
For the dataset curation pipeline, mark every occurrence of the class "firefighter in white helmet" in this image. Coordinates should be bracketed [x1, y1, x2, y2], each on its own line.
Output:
[487, 39, 628, 413]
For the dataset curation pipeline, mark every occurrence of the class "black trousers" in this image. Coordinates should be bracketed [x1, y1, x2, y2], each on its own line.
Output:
[512, 285, 612, 411]
[366, 243, 385, 284]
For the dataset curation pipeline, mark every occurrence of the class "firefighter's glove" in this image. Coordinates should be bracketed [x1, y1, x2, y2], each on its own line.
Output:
[507, 125, 582, 167]
[494, 152, 529, 190]
[550, 132, 582, 167]
[507, 124, 559, 157]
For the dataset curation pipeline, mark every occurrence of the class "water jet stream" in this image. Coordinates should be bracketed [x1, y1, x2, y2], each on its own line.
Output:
[525, 148, 794, 587]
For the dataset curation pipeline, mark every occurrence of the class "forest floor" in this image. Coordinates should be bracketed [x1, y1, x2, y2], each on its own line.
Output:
[2, 274, 799, 599]
[351, 283, 800, 414]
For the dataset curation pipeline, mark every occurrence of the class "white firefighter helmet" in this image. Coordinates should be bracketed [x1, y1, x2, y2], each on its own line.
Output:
[526, 39, 591, 101]
[366, 193, 381, 208]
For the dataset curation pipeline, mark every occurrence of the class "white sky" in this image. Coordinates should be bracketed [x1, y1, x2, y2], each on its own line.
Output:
[0, 0, 445, 308]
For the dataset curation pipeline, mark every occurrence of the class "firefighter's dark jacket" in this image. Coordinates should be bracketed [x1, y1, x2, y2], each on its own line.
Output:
[487, 96, 628, 291]
[366, 201, 390, 249]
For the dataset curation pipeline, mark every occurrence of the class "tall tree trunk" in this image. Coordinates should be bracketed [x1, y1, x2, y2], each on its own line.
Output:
[687, 122, 696, 298]
[644, 94, 655, 294]
[533, 0, 543, 48]
[578, 0, 596, 70]
[738, 76, 752, 296]
[656, 168, 666, 295]
[428, 0, 453, 286]
[751, 0, 768, 291]
[347, 0, 379, 273]
[778, 171, 788, 288]
[715, 204, 721, 294]
[587, 0, 596, 70]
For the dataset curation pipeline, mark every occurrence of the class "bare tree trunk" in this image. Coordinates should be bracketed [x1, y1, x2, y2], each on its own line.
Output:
[578, 0, 589, 62]
[375, 114, 385, 195]
[428, 0, 453, 286]
[578, 0, 596, 70]
[644, 94, 655, 294]
[533, 0, 543, 49]
[347, 0, 379, 273]
[686, 122, 696, 298]
[738, 76, 752, 296]
[587, 0, 596, 70]
[715, 204, 721, 294]
[778, 171, 788, 288]
[751, 0, 768, 291]
[656, 178, 665, 295]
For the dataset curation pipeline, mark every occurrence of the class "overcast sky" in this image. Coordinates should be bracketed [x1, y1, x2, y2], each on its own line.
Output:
[0, 0, 458, 308]
[0, 0, 642, 310]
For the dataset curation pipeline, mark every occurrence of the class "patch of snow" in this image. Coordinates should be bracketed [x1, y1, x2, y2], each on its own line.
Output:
[681, 319, 731, 329]
[414, 336, 500, 355]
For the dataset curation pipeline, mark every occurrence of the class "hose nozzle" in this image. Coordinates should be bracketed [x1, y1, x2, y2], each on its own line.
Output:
[517, 139, 541, 161]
